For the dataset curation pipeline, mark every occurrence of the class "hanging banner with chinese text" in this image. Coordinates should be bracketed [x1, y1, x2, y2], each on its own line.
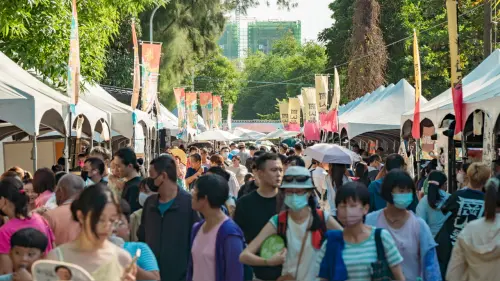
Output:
[141, 43, 162, 112]
[174, 88, 186, 138]
[288, 98, 301, 132]
[227, 103, 234, 131]
[199, 92, 213, 129]
[67, 0, 80, 113]
[303, 88, 320, 141]
[279, 101, 289, 130]
[212, 96, 222, 129]
[315, 75, 329, 130]
[185, 92, 198, 131]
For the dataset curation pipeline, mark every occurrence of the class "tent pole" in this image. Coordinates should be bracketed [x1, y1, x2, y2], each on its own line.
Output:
[67, 110, 72, 172]
[32, 134, 37, 172]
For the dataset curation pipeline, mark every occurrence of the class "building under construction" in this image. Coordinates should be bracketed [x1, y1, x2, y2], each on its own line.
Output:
[218, 20, 302, 60]
[247, 21, 301, 55]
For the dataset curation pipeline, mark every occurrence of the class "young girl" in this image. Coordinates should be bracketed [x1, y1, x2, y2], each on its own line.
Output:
[46, 184, 136, 281]
[366, 169, 441, 281]
[240, 166, 342, 280]
[416, 171, 450, 237]
[318, 182, 404, 281]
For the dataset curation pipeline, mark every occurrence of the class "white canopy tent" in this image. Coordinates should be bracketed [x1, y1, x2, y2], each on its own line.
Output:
[232, 127, 265, 140]
[194, 129, 241, 141]
[339, 79, 427, 139]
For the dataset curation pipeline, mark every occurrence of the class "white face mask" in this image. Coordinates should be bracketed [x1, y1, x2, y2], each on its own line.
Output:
[222, 152, 229, 159]
[139, 192, 151, 207]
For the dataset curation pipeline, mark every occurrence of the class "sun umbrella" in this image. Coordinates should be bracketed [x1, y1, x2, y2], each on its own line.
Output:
[304, 143, 361, 164]
[194, 129, 241, 142]
[259, 129, 299, 140]
[232, 127, 266, 140]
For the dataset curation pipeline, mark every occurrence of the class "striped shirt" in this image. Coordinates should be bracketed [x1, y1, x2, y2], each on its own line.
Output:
[318, 227, 403, 281]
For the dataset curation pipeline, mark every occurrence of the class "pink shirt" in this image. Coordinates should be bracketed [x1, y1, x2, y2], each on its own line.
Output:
[191, 217, 228, 281]
[34, 190, 53, 208]
[0, 213, 55, 254]
[43, 203, 81, 246]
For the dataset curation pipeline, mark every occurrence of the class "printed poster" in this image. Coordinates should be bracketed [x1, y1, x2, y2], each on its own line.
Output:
[302, 88, 320, 141]
[199, 92, 213, 129]
[288, 98, 301, 131]
[174, 88, 186, 138]
[279, 101, 289, 129]
[141, 43, 162, 112]
[185, 92, 198, 131]
[212, 96, 222, 129]
[67, 0, 80, 110]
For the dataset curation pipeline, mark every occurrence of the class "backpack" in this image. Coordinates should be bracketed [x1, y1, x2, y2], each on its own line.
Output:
[277, 209, 327, 250]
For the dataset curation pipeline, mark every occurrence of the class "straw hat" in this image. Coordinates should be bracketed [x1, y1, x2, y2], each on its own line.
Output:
[170, 148, 187, 166]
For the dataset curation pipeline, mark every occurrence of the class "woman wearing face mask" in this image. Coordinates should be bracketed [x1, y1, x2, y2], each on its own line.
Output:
[46, 184, 137, 281]
[365, 169, 441, 281]
[318, 182, 405, 281]
[416, 171, 450, 237]
[170, 148, 187, 190]
[240, 166, 342, 281]
[129, 179, 156, 242]
[325, 164, 351, 215]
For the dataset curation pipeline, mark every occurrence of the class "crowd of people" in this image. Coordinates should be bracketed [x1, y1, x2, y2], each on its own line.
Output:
[0, 140, 499, 281]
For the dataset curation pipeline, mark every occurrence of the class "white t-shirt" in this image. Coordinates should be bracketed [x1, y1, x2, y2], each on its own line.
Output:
[325, 176, 351, 216]
[269, 212, 330, 281]
[311, 167, 328, 191]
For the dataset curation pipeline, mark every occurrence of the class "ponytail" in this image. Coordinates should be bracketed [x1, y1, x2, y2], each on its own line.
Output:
[427, 171, 447, 209]
[484, 176, 500, 221]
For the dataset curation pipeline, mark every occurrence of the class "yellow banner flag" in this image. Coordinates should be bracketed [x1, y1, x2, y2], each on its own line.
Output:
[288, 98, 301, 131]
[279, 101, 289, 129]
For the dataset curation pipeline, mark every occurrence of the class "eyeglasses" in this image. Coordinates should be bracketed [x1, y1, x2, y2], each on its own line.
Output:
[282, 175, 310, 183]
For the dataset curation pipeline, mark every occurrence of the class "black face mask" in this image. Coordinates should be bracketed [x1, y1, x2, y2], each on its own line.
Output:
[81, 171, 89, 182]
[147, 177, 160, 192]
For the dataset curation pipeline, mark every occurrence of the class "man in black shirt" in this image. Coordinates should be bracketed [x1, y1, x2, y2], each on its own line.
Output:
[113, 147, 142, 212]
[234, 153, 283, 280]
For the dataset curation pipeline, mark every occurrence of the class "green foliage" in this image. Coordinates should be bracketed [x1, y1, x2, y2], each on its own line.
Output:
[194, 52, 241, 117]
[234, 35, 327, 119]
[321, 0, 487, 100]
[0, 0, 159, 89]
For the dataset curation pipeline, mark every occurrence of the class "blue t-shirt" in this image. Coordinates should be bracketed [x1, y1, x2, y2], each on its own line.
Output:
[124, 242, 159, 273]
[158, 199, 175, 216]
[185, 167, 207, 189]
[0, 274, 12, 281]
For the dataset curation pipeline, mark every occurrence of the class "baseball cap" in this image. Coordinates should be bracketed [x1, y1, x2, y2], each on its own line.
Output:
[280, 166, 314, 189]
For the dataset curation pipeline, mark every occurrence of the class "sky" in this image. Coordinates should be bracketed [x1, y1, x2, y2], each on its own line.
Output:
[243, 0, 333, 42]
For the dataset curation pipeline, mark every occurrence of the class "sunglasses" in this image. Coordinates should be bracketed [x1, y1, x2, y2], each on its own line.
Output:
[282, 175, 310, 183]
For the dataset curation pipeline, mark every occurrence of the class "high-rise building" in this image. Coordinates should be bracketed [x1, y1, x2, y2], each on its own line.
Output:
[218, 22, 239, 60]
[247, 21, 301, 55]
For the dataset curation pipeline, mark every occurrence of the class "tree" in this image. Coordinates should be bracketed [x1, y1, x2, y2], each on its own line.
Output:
[320, 0, 487, 101]
[0, 0, 159, 88]
[193, 52, 241, 117]
[234, 35, 327, 120]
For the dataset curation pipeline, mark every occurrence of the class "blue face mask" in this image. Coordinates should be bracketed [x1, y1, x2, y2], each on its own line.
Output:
[392, 193, 413, 209]
[284, 193, 309, 211]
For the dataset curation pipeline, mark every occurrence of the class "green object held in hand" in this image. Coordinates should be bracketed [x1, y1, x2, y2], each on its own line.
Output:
[260, 234, 285, 259]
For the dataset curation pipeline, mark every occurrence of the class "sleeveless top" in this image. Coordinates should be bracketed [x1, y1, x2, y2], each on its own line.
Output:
[55, 246, 124, 281]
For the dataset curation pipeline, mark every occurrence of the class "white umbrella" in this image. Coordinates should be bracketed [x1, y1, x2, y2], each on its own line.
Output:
[232, 127, 265, 140]
[259, 129, 299, 140]
[194, 129, 241, 141]
[305, 143, 361, 164]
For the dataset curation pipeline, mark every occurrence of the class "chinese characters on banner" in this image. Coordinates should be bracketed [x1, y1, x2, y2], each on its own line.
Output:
[199, 92, 213, 129]
[288, 98, 301, 132]
[411, 30, 422, 139]
[130, 20, 140, 110]
[279, 101, 289, 129]
[315, 75, 329, 129]
[141, 43, 162, 112]
[212, 96, 222, 129]
[185, 92, 198, 132]
[174, 88, 186, 138]
[302, 88, 320, 141]
[67, 0, 80, 112]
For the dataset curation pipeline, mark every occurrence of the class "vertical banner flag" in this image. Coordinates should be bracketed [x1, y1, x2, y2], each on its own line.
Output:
[199, 92, 213, 129]
[279, 101, 289, 130]
[412, 29, 422, 139]
[212, 96, 222, 129]
[141, 43, 162, 112]
[303, 88, 321, 141]
[227, 103, 234, 131]
[315, 75, 329, 130]
[325, 67, 341, 132]
[131, 19, 140, 110]
[174, 88, 187, 137]
[288, 98, 301, 132]
[446, 0, 463, 134]
[67, 0, 80, 113]
[185, 92, 198, 131]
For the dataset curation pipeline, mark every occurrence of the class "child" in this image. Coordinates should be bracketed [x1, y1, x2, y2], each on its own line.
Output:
[0, 227, 48, 281]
